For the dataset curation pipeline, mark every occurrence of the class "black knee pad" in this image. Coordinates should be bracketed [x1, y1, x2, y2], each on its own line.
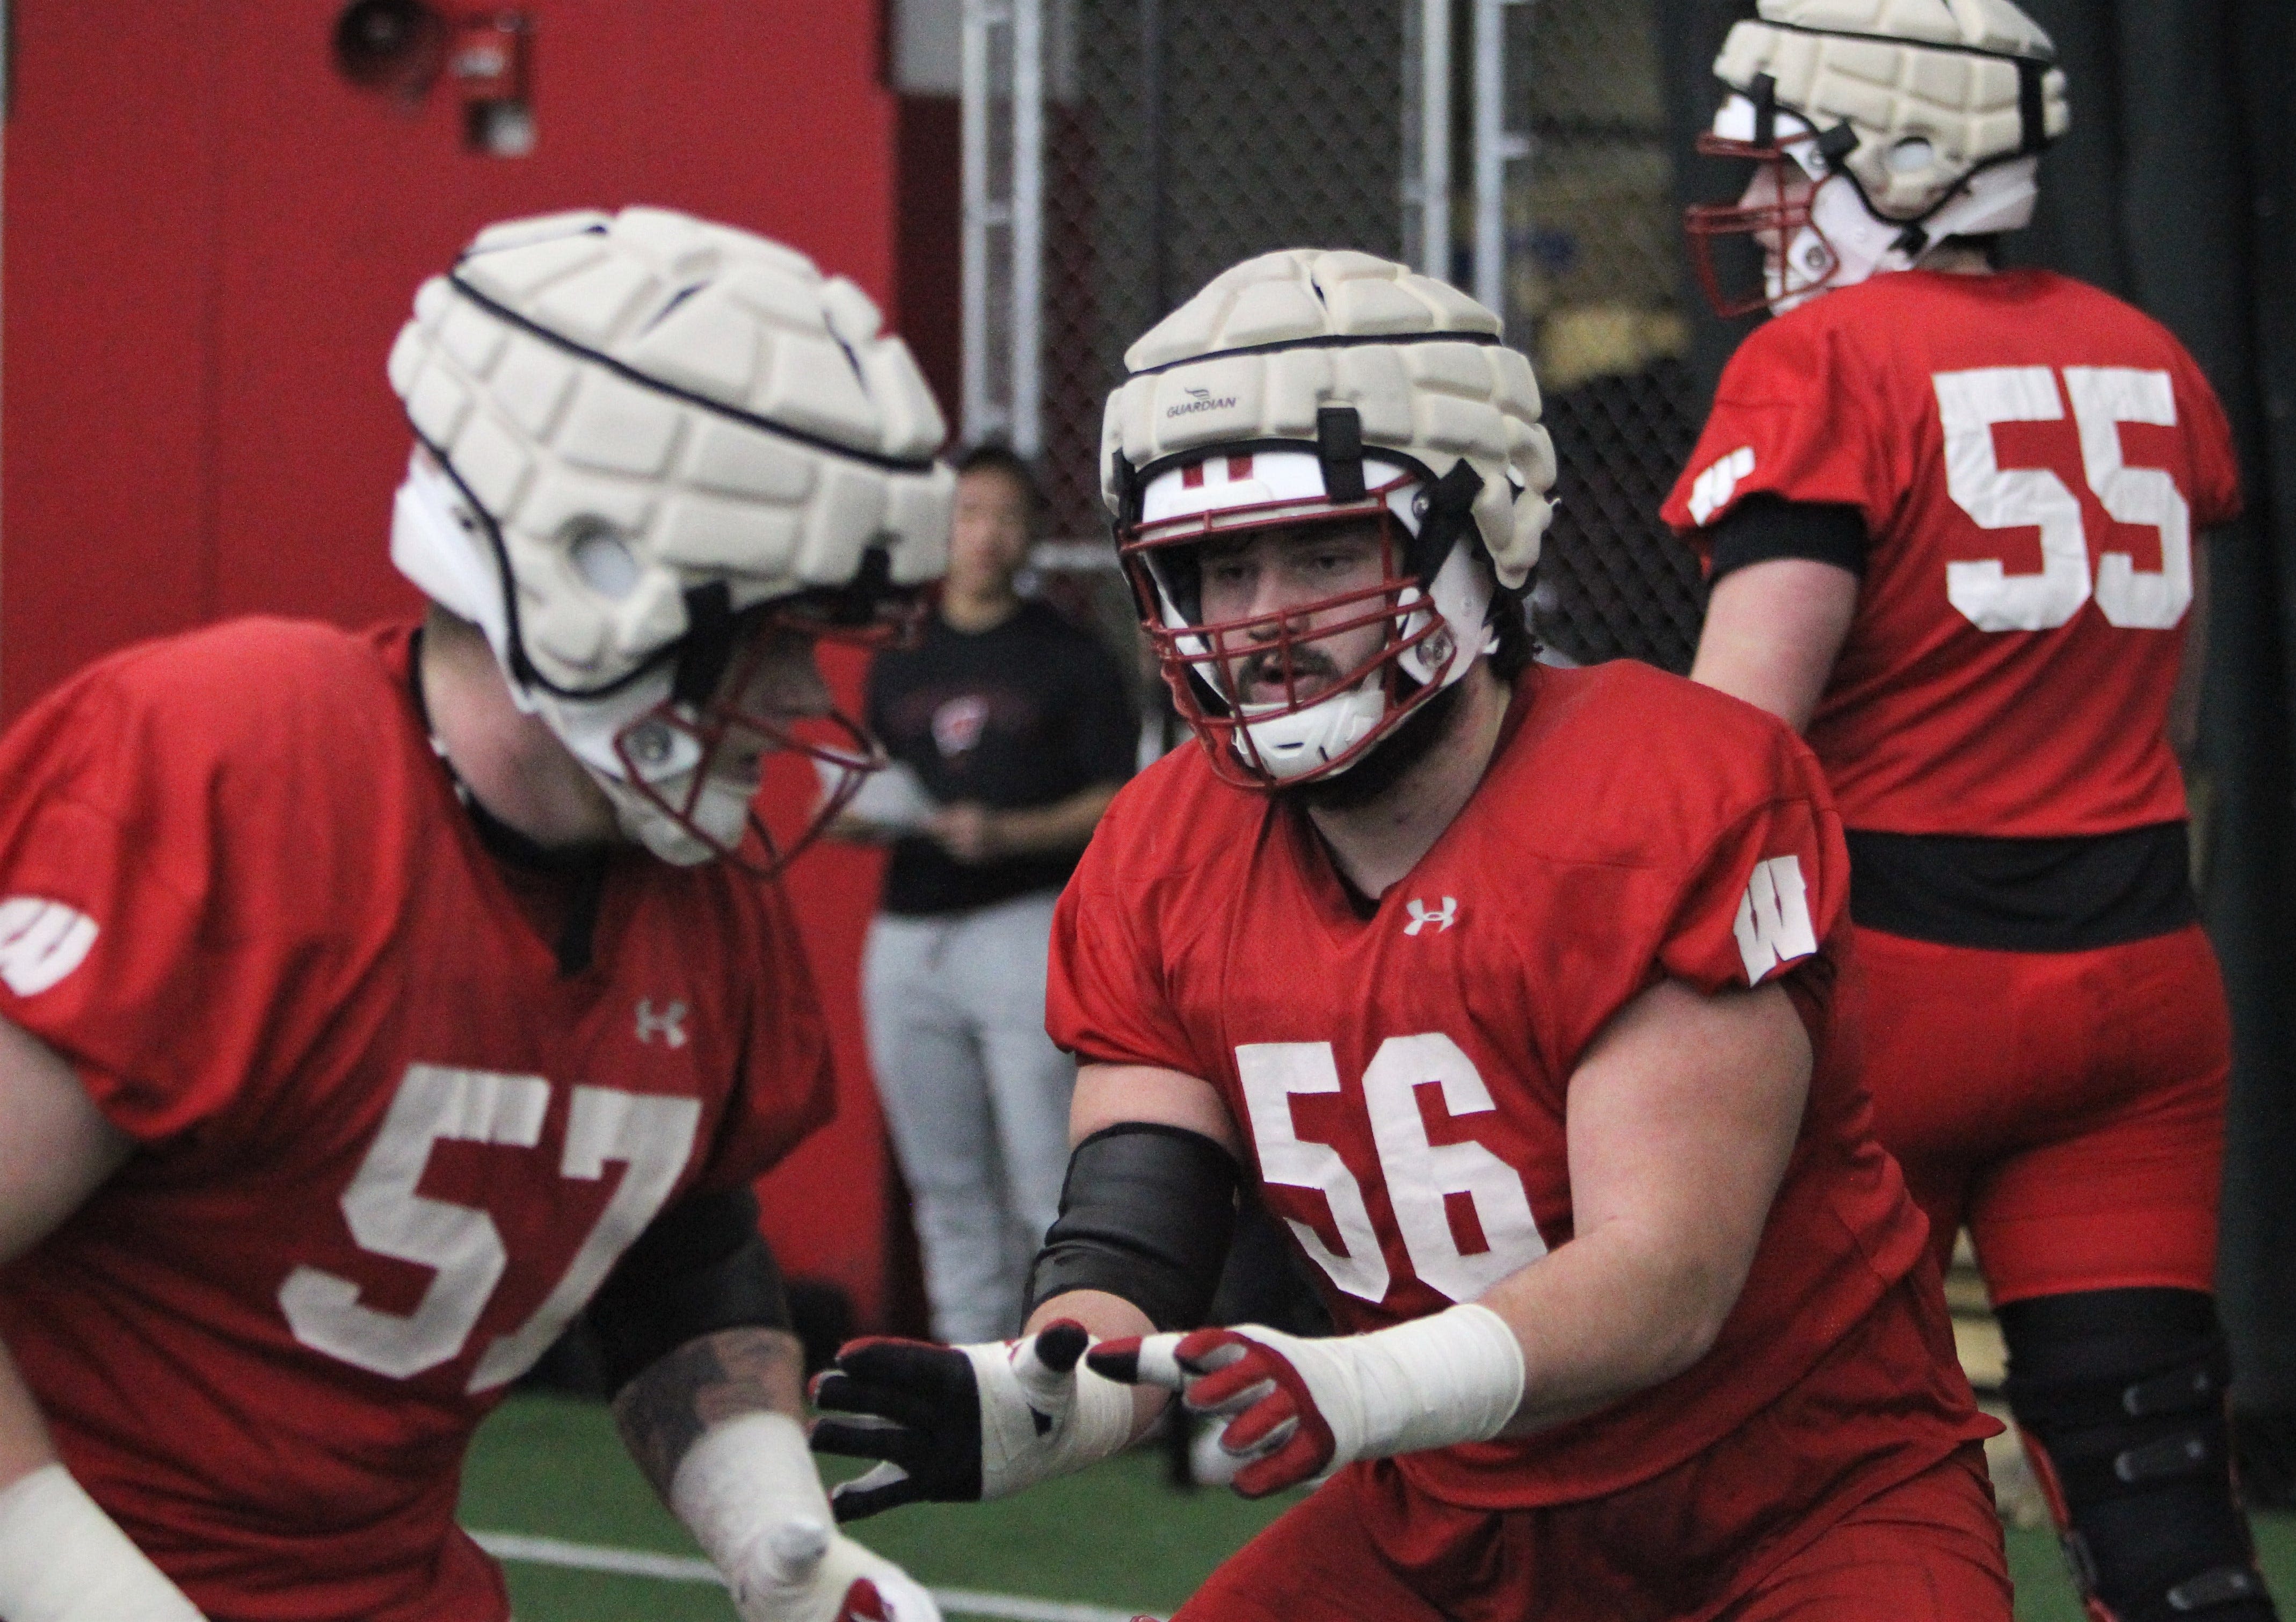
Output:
[2001, 1288, 2277, 1622]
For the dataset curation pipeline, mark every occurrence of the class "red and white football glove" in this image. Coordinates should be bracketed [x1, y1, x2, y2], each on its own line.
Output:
[809, 1321, 1137, 1519]
[1086, 1305, 1525, 1498]
[670, 1411, 940, 1622]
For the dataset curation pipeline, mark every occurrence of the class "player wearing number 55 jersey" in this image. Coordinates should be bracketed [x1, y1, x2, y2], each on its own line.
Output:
[0, 211, 951, 1622]
[810, 249, 2008, 1621]
[1668, 5, 2269, 1620]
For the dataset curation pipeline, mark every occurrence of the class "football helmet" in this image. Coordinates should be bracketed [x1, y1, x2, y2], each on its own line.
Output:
[1683, 0, 2070, 316]
[387, 206, 954, 871]
[1101, 249, 1556, 788]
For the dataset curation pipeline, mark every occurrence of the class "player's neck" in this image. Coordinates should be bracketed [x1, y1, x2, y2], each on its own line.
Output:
[1304, 660, 1511, 900]
[1914, 243, 1993, 276]
[418, 613, 624, 852]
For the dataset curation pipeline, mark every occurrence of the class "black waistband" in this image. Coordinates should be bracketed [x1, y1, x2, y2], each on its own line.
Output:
[1846, 823, 2196, 952]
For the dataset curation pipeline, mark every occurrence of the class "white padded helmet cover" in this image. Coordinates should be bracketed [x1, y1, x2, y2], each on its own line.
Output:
[388, 206, 954, 695]
[1099, 249, 1557, 589]
[1716, 0, 2069, 222]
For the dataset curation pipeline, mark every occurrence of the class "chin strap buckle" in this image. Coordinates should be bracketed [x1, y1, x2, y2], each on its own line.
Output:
[2018, 56, 2048, 154]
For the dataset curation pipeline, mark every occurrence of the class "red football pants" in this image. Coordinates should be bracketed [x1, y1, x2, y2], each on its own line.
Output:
[1172, 1444, 2008, 1622]
[1854, 923, 2230, 1305]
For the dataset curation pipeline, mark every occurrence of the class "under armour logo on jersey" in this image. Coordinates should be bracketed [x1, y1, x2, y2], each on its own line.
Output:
[1733, 856, 1818, 984]
[1688, 446, 1756, 526]
[0, 897, 99, 997]
[636, 999, 690, 1048]
[1403, 896, 1458, 936]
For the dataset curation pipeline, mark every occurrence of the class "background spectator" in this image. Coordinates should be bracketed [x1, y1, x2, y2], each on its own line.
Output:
[837, 445, 1135, 1344]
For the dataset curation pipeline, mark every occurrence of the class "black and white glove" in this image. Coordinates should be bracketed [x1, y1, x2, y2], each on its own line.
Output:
[670, 1411, 940, 1622]
[1087, 1305, 1525, 1498]
[809, 1321, 1137, 1520]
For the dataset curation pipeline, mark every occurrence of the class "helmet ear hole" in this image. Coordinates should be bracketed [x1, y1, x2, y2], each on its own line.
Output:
[566, 520, 641, 599]
[1888, 137, 1936, 174]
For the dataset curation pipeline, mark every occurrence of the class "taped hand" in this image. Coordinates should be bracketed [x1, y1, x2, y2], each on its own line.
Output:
[810, 1321, 1137, 1520]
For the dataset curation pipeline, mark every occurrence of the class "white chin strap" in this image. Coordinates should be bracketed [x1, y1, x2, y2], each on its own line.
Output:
[1231, 539, 1495, 781]
[391, 450, 747, 866]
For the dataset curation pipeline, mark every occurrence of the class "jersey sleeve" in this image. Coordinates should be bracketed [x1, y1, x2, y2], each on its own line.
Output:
[2174, 347, 2243, 529]
[0, 666, 308, 1141]
[1662, 313, 1895, 560]
[1045, 791, 1211, 1078]
[1655, 734, 1850, 997]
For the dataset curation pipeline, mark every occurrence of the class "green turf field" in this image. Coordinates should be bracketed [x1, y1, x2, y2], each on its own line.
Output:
[462, 1393, 2294, 1620]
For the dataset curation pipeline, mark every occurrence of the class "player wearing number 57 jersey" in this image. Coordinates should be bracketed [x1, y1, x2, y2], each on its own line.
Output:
[0, 211, 952, 1622]
[809, 250, 2008, 1622]
[1668, 6, 2269, 1621]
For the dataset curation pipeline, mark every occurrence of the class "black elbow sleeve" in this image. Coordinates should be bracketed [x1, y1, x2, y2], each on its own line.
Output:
[587, 1187, 792, 1397]
[1708, 494, 1869, 585]
[1023, 1122, 1240, 1331]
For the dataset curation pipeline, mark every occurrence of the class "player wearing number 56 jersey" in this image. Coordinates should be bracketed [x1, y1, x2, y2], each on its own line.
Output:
[809, 249, 2009, 1622]
[1668, 5, 2270, 1621]
[0, 211, 951, 1622]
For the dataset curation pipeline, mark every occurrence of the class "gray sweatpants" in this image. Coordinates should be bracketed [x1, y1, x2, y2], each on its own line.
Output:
[862, 890, 1077, 1344]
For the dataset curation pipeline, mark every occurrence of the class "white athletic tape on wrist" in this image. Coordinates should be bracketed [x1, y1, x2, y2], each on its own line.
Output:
[1160, 1303, 1525, 1467]
[671, 1411, 938, 1622]
[1346, 1302, 1525, 1457]
[0, 1464, 205, 1622]
[978, 1331, 1138, 1497]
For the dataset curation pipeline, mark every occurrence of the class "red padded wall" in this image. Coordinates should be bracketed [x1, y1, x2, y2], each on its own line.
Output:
[3, 0, 911, 1327]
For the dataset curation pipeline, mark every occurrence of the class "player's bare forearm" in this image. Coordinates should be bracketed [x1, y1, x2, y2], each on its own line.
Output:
[612, 1326, 809, 1501]
[1050, 1063, 1246, 1435]
[0, 1017, 133, 1490]
[1479, 978, 1810, 1434]
[1692, 557, 1859, 733]
[0, 1342, 60, 1493]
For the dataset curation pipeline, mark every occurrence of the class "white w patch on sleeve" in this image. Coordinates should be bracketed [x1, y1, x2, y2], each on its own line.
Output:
[0, 897, 100, 997]
[1732, 856, 1817, 984]
[1688, 446, 1757, 526]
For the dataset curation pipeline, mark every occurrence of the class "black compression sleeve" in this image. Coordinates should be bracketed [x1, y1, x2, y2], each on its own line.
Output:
[1708, 494, 1868, 584]
[1024, 1122, 1240, 1331]
[588, 1187, 793, 1396]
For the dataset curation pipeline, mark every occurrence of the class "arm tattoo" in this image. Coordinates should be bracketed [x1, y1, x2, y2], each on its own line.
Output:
[612, 1325, 808, 1499]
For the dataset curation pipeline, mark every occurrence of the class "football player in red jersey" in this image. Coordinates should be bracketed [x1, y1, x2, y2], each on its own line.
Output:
[1666, 4, 2272, 1620]
[0, 208, 951, 1622]
[809, 248, 2012, 1620]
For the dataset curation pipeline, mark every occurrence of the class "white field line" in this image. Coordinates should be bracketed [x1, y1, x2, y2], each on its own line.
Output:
[469, 1529, 1153, 1622]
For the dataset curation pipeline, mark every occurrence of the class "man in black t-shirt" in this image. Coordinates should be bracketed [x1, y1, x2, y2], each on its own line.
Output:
[837, 445, 1134, 1342]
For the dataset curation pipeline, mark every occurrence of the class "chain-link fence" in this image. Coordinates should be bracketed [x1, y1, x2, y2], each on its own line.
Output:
[1502, 0, 1706, 671]
[1040, 0, 1407, 540]
[1025, 0, 1709, 674]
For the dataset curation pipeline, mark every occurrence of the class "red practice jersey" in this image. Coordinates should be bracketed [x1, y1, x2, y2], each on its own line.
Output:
[0, 621, 834, 1621]
[1049, 663, 1988, 1510]
[1663, 270, 2241, 838]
